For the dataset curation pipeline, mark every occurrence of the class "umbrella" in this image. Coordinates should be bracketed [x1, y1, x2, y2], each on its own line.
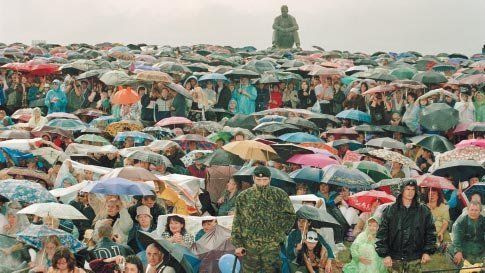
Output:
[155, 116, 193, 127]
[326, 127, 359, 138]
[207, 131, 233, 144]
[114, 131, 156, 145]
[390, 67, 417, 80]
[17, 203, 87, 220]
[389, 80, 426, 90]
[31, 125, 74, 139]
[125, 150, 172, 167]
[295, 205, 340, 228]
[347, 190, 395, 212]
[241, 60, 275, 74]
[336, 109, 371, 124]
[143, 127, 176, 140]
[17, 224, 85, 253]
[361, 85, 397, 95]
[31, 147, 67, 165]
[463, 183, 485, 205]
[290, 167, 325, 186]
[257, 115, 286, 123]
[83, 178, 153, 195]
[270, 143, 314, 162]
[412, 71, 447, 85]
[353, 161, 392, 182]
[99, 70, 134, 86]
[410, 134, 455, 153]
[299, 142, 339, 155]
[135, 71, 173, 83]
[366, 137, 406, 150]
[75, 68, 110, 80]
[329, 139, 364, 150]
[0, 179, 56, 203]
[192, 121, 223, 134]
[173, 134, 216, 150]
[223, 69, 260, 79]
[368, 72, 398, 82]
[253, 122, 300, 134]
[225, 114, 257, 130]
[308, 67, 344, 77]
[191, 225, 235, 273]
[158, 62, 191, 74]
[287, 154, 339, 168]
[467, 122, 485, 132]
[74, 134, 110, 145]
[105, 120, 144, 137]
[455, 139, 485, 149]
[138, 231, 200, 273]
[102, 166, 159, 181]
[369, 149, 419, 169]
[198, 73, 228, 82]
[46, 118, 87, 131]
[46, 112, 81, 121]
[11, 108, 33, 122]
[166, 83, 192, 99]
[415, 174, 455, 190]
[354, 124, 385, 133]
[371, 178, 417, 195]
[419, 103, 459, 131]
[432, 64, 457, 73]
[111, 87, 140, 105]
[380, 125, 413, 135]
[197, 149, 245, 166]
[284, 117, 319, 131]
[222, 140, 278, 161]
[321, 165, 374, 190]
[0, 130, 31, 139]
[278, 132, 324, 143]
[233, 166, 295, 193]
[180, 150, 213, 167]
[459, 74, 485, 85]
[432, 160, 485, 182]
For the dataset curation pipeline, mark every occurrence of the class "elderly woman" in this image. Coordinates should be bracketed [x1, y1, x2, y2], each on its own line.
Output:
[29, 236, 62, 273]
[28, 107, 48, 128]
[93, 198, 133, 245]
[161, 215, 194, 248]
[128, 205, 156, 254]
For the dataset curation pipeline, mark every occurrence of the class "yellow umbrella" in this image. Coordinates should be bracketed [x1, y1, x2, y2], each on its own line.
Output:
[222, 140, 279, 161]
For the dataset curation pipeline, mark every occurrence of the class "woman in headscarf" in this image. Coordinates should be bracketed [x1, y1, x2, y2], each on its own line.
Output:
[343, 217, 387, 273]
[28, 107, 48, 128]
[474, 89, 485, 122]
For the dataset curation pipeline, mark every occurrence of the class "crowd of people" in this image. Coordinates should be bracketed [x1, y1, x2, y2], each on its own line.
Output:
[0, 42, 484, 273]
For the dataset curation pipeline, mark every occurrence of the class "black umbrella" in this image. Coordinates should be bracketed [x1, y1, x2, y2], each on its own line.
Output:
[380, 125, 413, 135]
[253, 122, 300, 135]
[270, 143, 315, 162]
[285, 117, 319, 131]
[295, 206, 340, 228]
[354, 124, 385, 133]
[225, 114, 257, 130]
[432, 160, 485, 182]
[410, 134, 455, 153]
[224, 68, 260, 79]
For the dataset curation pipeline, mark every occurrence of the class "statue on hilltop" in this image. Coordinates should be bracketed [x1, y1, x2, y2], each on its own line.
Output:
[272, 5, 301, 50]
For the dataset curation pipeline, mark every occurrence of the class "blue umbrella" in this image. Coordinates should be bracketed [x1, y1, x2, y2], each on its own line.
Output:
[47, 118, 87, 131]
[0, 179, 56, 203]
[83, 178, 153, 196]
[336, 109, 371, 124]
[198, 73, 228, 82]
[321, 165, 374, 190]
[17, 224, 85, 252]
[114, 131, 156, 145]
[290, 167, 325, 185]
[89, 115, 120, 127]
[279, 132, 324, 143]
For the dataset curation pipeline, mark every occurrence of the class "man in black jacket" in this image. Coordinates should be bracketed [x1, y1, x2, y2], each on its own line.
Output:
[376, 179, 436, 273]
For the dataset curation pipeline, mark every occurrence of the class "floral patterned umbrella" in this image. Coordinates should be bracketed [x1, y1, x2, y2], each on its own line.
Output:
[369, 149, 419, 169]
[347, 190, 395, 212]
[0, 179, 56, 203]
[17, 224, 85, 252]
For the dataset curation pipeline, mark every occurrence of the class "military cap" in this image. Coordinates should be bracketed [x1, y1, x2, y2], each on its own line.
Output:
[253, 166, 271, 178]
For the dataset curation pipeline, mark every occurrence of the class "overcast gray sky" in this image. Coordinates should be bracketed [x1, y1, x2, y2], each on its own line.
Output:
[1, 0, 484, 55]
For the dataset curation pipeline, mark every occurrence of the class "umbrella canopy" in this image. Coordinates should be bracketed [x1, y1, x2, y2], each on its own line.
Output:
[329, 139, 364, 150]
[361, 85, 397, 95]
[411, 134, 455, 153]
[104, 120, 144, 137]
[173, 134, 216, 150]
[223, 69, 260, 79]
[419, 103, 459, 131]
[0, 179, 56, 203]
[347, 190, 395, 212]
[389, 79, 426, 90]
[46, 112, 81, 121]
[321, 165, 374, 190]
[369, 149, 419, 169]
[380, 125, 413, 135]
[336, 109, 371, 124]
[295, 205, 340, 228]
[290, 167, 325, 186]
[412, 71, 448, 85]
[390, 67, 417, 80]
[166, 83, 193, 99]
[111, 87, 140, 105]
[31, 147, 67, 165]
[198, 73, 228, 82]
[17, 203, 87, 219]
[74, 134, 110, 145]
[156, 116, 193, 127]
[143, 127, 176, 140]
[99, 70, 134, 86]
[197, 149, 245, 166]
[158, 62, 191, 74]
[17, 224, 85, 253]
[270, 143, 315, 162]
[432, 160, 485, 182]
[114, 131, 156, 145]
[459, 74, 485, 85]
[353, 161, 392, 182]
[83, 178, 153, 195]
[102, 166, 159, 181]
[138, 231, 200, 273]
[279, 132, 324, 143]
[233, 166, 295, 191]
[415, 174, 456, 190]
[463, 183, 485, 205]
[284, 117, 319, 131]
[0, 130, 31, 139]
[225, 114, 257, 130]
[46, 118, 87, 131]
[125, 150, 172, 167]
[222, 140, 278, 161]
[135, 71, 173, 83]
[366, 137, 406, 150]
[354, 124, 385, 133]
[31, 125, 74, 139]
[180, 150, 213, 167]
[287, 153, 339, 168]
[253, 122, 300, 135]
[191, 225, 235, 273]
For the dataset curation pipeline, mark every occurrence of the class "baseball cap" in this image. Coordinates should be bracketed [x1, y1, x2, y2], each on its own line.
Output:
[305, 231, 319, 243]
[253, 166, 271, 178]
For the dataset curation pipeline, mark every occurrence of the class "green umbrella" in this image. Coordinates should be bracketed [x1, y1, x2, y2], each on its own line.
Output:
[432, 64, 457, 73]
[368, 72, 398, 82]
[99, 70, 135, 86]
[241, 60, 275, 74]
[225, 114, 257, 130]
[419, 103, 459, 131]
[412, 71, 447, 85]
[390, 67, 417, 80]
[207, 131, 233, 144]
[354, 124, 385, 133]
[353, 161, 392, 182]
[410, 134, 455, 153]
[197, 149, 245, 166]
[74, 134, 110, 145]
[380, 125, 414, 135]
[158, 62, 192, 74]
[224, 68, 260, 79]
[295, 205, 340, 228]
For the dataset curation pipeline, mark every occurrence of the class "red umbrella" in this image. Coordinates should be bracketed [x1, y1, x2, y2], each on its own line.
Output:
[347, 190, 395, 212]
[111, 87, 140, 105]
[287, 153, 339, 168]
[455, 139, 485, 148]
[27, 63, 60, 76]
[362, 85, 397, 95]
[458, 74, 485, 85]
[415, 174, 456, 190]
[155, 116, 193, 127]
[2, 62, 30, 72]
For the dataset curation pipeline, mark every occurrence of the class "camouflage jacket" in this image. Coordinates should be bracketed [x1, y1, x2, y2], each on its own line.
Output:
[231, 185, 296, 248]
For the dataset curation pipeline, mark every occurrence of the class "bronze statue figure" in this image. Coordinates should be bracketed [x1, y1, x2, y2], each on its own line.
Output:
[272, 5, 301, 50]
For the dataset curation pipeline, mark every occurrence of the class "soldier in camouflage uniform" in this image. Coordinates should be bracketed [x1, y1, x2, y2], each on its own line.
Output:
[232, 166, 296, 273]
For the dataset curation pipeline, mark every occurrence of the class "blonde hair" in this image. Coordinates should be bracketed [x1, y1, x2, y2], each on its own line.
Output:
[192, 87, 209, 107]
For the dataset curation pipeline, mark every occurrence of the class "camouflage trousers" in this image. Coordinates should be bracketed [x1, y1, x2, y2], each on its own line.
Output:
[242, 242, 281, 273]
[390, 259, 421, 273]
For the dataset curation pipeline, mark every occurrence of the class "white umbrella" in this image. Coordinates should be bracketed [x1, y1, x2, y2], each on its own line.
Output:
[17, 203, 87, 220]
